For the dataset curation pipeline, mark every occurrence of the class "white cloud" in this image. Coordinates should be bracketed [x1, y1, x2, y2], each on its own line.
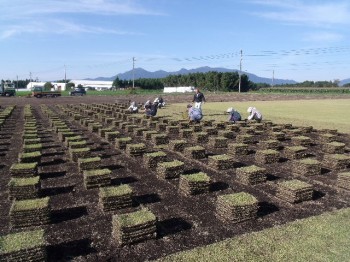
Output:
[248, 0, 350, 27]
[303, 32, 343, 42]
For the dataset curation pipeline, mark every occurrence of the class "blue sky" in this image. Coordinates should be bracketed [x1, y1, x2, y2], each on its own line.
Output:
[1, 0, 350, 82]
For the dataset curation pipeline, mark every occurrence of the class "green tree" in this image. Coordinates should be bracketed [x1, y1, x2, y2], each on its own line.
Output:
[44, 82, 53, 91]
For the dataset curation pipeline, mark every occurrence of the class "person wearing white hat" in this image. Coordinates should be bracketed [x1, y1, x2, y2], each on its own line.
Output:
[247, 106, 262, 122]
[226, 107, 242, 123]
[127, 101, 138, 113]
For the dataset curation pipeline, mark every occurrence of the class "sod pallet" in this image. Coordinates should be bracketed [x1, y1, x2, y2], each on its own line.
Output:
[168, 140, 187, 152]
[23, 144, 42, 153]
[236, 165, 267, 185]
[183, 146, 206, 159]
[337, 172, 350, 190]
[105, 131, 120, 142]
[78, 157, 101, 171]
[0, 229, 46, 262]
[276, 180, 314, 203]
[291, 136, 312, 146]
[258, 140, 281, 150]
[8, 177, 40, 200]
[69, 147, 91, 161]
[209, 136, 228, 148]
[180, 129, 193, 139]
[208, 154, 235, 170]
[235, 134, 254, 144]
[284, 146, 308, 160]
[255, 149, 280, 164]
[115, 137, 133, 150]
[64, 135, 83, 147]
[10, 197, 50, 228]
[10, 162, 38, 178]
[112, 209, 157, 245]
[323, 154, 350, 170]
[227, 143, 249, 156]
[156, 160, 185, 179]
[126, 143, 147, 157]
[179, 172, 211, 195]
[69, 140, 87, 149]
[99, 184, 133, 211]
[323, 142, 346, 154]
[293, 159, 321, 176]
[216, 192, 258, 223]
[193, 132, 208, 143]
[83, 168, 112, 189]
[143, 151, 167, 168]
[166, 126, 180, 135]
[18, 151, 41, 163]
[151, 134, 169, 145]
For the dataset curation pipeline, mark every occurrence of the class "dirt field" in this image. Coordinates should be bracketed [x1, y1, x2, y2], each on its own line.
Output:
[0, 94, 349, 261]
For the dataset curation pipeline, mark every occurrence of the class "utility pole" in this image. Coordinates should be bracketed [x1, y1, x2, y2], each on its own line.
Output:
[64, 64, 67, 90]
[272, 70, 274, 87]
[29, 72, 32, 89]
[132, 57, 135, 89]
[238, 50, 242, 93]
[16, 75, 18, 91]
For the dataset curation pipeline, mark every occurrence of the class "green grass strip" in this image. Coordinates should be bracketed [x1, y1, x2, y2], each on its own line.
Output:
[100, 184, 132, 197]
[116, 209, 156, 228]
[12, 197, 49, 211]
[159, 208, 350, 262]
[183, 172, 210, 182]
[218, 192, 258, 206]
[0, 229, 45, 254]
[8, 176, 40, 187]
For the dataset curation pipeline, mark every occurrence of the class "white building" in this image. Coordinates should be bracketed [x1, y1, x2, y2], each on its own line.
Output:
[26, 82, 67, 91]
[163, 86, 195, 93]
[69, 80, 113, 91]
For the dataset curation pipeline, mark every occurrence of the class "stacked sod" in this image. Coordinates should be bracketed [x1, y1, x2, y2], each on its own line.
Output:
[208, 155, 235, 170]
[216, 192, 258, 223]
[112, 209, 157, 245]
[323, 142, 346, 154]
[126, 143, 147, 156]
[227, 143, 249, 156]
[236, 165, 267, 185]
[323, 154, 350, 170]
[179, 172, 211, 195]
[284, 146, 308, 160]
[276, 180, 314, 203]
[193, 132, 209, 143]
[0, 229, 46, 262]
[293, 159, 321, 176]
[168, 140, 187, 152]
[18, 151, 41, 163]
[209, 137, 228, 148]
[99, 185, 133, 211]
[157, 160, 185, 179]
[151, 134, 169, 145]
[337, 172, 350, 190]
[83, 168, 112, 189]
[115, 137, 132, 150]
[255, 149, 280, 164]
[10, 163, 38, 177]
[143, 151, 167, 168]
[258, 140, 281, 150]
[10, 197, 50, 228]
[183, 146, 206, 159]
[291, 136, 312, 146]
[78, 157, 101, 171]
[8, 177, 40, 200]
[236, 134, 254, 144]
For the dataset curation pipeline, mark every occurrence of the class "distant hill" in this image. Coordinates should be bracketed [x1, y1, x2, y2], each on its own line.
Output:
[340, 78, 350, 86]
[87, 66, 298, 85]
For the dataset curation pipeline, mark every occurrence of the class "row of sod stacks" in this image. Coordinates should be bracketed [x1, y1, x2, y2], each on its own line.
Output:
[323, 154, 350, 170]
[216, 192, 258, 223]
[99, 184, 133, 211]
[157, 160, 185, 179]
[112, 209, 157, 245]
[8, 177, 40, 200]
[0, 229, 46, 262]
[236, 165, 267, 185]
[10, 197, 50, 228]
[276, 180, 314, 203]
[337, 172, 350, 190]
[179, 172, 211, 195]
[293, 159, 321, 176]
[83, 168, 112, 189]
[208, 154, 235, 170]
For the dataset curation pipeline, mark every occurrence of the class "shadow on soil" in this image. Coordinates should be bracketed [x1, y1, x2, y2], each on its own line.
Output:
[47, 238, 96, 261]
[51, 206, 88, 224]
[157, 217, 192, 237]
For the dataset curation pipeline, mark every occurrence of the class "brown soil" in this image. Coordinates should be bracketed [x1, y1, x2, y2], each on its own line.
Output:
[0, 95, 350, 262]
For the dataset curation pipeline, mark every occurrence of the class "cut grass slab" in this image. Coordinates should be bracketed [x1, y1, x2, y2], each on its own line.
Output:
[159, 208, 350, 262]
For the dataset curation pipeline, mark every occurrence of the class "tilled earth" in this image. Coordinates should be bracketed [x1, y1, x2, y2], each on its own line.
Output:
[0, 95, 350, 261]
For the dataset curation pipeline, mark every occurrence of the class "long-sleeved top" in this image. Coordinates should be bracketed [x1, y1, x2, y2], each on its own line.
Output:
[248, 108, 262, 121]
[192, 92, 206, 103]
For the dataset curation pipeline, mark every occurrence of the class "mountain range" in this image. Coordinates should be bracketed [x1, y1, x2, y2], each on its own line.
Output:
[88, 66, 298, 85]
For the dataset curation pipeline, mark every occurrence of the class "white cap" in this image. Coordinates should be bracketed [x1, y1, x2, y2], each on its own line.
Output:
[247, 107, 253, 113]
[154, 98, 159, 103]
[226, 107, 233, 113]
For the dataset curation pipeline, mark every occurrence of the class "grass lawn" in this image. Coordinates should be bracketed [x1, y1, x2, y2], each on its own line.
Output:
[160, 208, 350, 262]
[158, 99, 350, 133]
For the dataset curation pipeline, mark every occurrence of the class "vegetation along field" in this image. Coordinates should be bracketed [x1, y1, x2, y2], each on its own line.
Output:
[0, 95, 349, 261]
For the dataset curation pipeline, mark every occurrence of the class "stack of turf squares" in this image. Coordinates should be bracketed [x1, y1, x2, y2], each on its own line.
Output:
[10, 163, 38, 177]
[183, 146, 206, 159]
[258, 140, 281, 150]
[78, 157, 101, 171]
[83, 168, 111, 189]
[112, 209, 157, 245]
[208, 154, 235, 170]
[216, 192, 258, 223]
[228, 143, 249, 156]
[157, 160, 185, 179]
[291, 136, 312, 146]
[293, 159, 321, 176]
[337, 172, 350, 190]
[255, 149, 279, 164]
[323, 154, 350, 170]
[284, 146, 308, 160]
[168, 140, 187, 152]
[8, 176, 40, 200]
[276, 179, 313, 203]
[323, 142, 346, 154]
[99, 184, 133, 211]
[126, 143, 146, 156]
[18, 151, 41, 163]
[0, 230, 46, 262]
[179, 172, 211, 195]
[209, 137, 228, 148]
[236, 165, 267, 185]
[10, 197, 50, 228]
[143, 151, 167, 168]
